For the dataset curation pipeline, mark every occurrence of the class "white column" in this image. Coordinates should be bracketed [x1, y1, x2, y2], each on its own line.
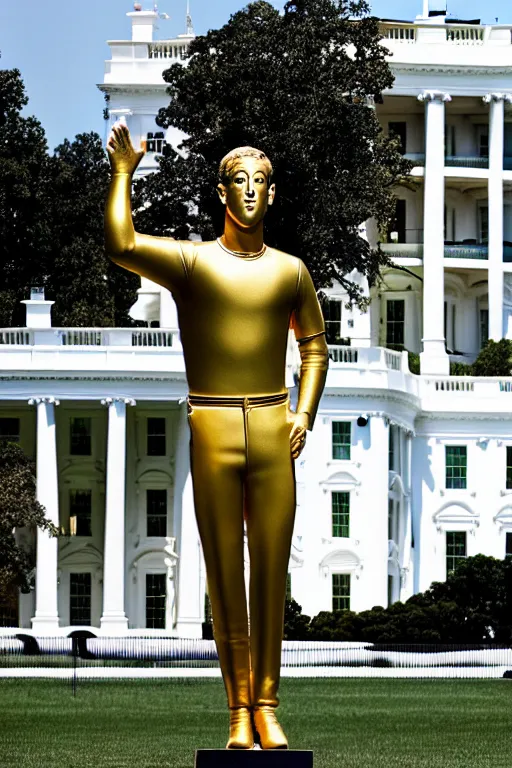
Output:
[400, 433, 414, 602]
[418, 91, 451, 375]
[100, 397, 134, 632]
[359, 413, 389, 609]
[31, 397, 60, 632]
[174, 403, 204, 638]
[483, 93, 512, 341]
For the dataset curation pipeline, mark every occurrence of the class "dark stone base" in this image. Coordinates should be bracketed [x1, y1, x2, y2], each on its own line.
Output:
[195, 750, 313, 768]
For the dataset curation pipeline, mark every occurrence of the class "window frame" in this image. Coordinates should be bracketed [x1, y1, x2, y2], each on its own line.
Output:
[145, 572, 167, 629]
[146, 488, 168, 538]
[332, 421, 351, 461]
[446, 531, 467, 576]
[506, 446, 512, 490]
[69, 489, 92, 537]
[445, 445, 467, 490]
[69, 572, 92, 626]
[332, 573, 351, 612]
[385, 298, 406, 351]
[0, 417, 20, 444]
[69, 416, 92, 457]
[146, 416, 167, 457]
[332, 491, 350, 538]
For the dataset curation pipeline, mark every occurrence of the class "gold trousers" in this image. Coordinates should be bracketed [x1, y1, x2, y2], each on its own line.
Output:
[188, 393, 296, 709]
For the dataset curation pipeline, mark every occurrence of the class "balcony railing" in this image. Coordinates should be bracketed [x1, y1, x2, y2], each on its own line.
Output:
[380, 243, 424, 259]
[147, 42, 190, 60]
[444, 244, 488, 260]
[0, 328, 178, 347]
[382, 25, 416, 42]
[446, 27, 484, 44]
[328, 345, 409, 373]
[445, 156, 488, 169]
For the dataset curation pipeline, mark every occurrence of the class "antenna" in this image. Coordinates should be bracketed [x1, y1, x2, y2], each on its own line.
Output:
[186, 1, 195, 36]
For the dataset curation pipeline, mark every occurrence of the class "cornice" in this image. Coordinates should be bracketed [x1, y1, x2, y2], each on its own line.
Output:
[98, 83, 169, 94]
[324, 389, 421, 411]
[0, 374, 186, 382]
[390, 63, 512, 77]
[419, 411, 512, 422]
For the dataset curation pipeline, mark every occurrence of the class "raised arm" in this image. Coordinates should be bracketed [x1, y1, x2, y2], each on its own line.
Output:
[105, 121, 187, 290]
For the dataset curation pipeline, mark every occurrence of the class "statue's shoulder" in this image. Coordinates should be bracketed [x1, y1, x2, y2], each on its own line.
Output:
[266, 245, 301, 268]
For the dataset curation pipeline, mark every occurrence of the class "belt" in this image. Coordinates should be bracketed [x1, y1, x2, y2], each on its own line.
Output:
[188, 392, 288, 409]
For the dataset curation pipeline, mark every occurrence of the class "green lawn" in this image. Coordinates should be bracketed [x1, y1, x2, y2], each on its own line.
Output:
[0, 679, 511, 768]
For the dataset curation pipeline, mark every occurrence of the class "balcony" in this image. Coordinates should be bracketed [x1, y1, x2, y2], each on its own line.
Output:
[381, 240, 512, 263]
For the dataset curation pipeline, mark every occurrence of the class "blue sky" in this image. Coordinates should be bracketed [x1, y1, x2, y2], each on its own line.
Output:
[0, 0, 511, 152]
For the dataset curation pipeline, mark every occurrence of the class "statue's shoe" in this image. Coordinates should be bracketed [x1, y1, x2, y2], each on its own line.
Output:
[226, 707, 254, 749]
[253, 706, 288, 750]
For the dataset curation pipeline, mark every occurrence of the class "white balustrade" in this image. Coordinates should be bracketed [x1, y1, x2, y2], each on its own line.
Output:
[148, 42, 190, 59]
[0, 330, 32, 345]
[382, 25, 416, 42]
[328, 345, 359, 364]
[131, 330, 173, 347]
[384, 350, 402, 371]
[446, 27, 484, 44]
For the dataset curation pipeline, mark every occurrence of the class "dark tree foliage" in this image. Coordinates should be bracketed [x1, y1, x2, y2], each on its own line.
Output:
[0, 442, 58, 597]
[48, 133, 139, 327]
[134, 0, 411, 302]
[0, 69, 52, 326]
[0, 70, 138, 328]
[471, 339, 512, 377]
[285, 556, 512, 643]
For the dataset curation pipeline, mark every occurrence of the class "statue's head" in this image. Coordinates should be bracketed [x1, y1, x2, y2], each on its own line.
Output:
[217, 147, 275, 229]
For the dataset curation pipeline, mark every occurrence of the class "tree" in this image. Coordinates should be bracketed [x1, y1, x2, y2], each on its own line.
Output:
[0, 69, 138, 328]
[0, 442, 58, 603]
[134, 0, 411, 302]
[0, 69, 52, 326]
[471, 339, 512, 377]
[48, 133, 139, 327]
[284, 598, 312, 639]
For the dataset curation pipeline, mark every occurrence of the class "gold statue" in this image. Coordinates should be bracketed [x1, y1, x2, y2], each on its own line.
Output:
[105, 122, 328, 750]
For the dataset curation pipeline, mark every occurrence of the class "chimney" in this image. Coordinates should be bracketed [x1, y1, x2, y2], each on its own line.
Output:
[127, 6, 160, 42]
[21, 287, 54, 329]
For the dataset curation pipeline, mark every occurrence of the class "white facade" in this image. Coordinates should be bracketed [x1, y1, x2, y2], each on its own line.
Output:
[2, 4, 512, 635]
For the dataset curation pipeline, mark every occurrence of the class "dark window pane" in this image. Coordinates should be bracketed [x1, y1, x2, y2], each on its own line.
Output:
[446, 446, 467, 490]
[70, 417, 92, 456]
[0, 418, 20, 443]
[147, 489, 167, 537]
[446, 531, 467, 575]
[506, 532, 512, 558]
[507, 447, 512, 490]
[389, 121, 407, 154]
[332, 491, 350, 538]
[332, 574, 350, 611]
[147, 417, 166, 456]
[386, 300, 405, 350]
[70, 573, 91, 625]
[322, 299, 342, 345]
[146, 573, 166, 629]
[332, 422, 351, 460]
[69, 490, 92, 537]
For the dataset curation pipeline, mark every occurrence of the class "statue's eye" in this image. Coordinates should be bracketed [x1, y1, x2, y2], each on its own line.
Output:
[234, 177, 244, 184]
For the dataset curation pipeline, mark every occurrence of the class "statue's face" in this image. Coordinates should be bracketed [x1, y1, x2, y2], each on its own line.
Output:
[217, 157, 275, 229]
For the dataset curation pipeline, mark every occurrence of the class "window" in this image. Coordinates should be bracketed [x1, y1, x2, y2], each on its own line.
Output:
[388, 199, 406, 243]
[147, 489, 167, 537]
[70, 417, 92, 456]
[446, 532, 467, 575]
[0, 417, 20, 443]
[147, 417, 166, 456]
[332, 574, 350, 611]
[445, 446, 467, 490]
[445, 125, 456, 157]
[146, 131, 165, 153]
[389, 425, 401, 473]
[387, 574, 394, 606]
[507, 447, 512, 490]
[332, 491, 350, 538]
[386, 299, 405, 350]
[480, 309, 489, 349]
[146, 573, 166, 629]
[506, 532, 512, 558]
[332, 422, 351, 460]
[322, 299, 342, 345]
[389, 121, 407, 154]
[479, 205, 489, 244]
[478, 129, 489, 158]
[286, 573, 292, 601]
[69, 490, 92, 537]
[69, 573, 91, 625]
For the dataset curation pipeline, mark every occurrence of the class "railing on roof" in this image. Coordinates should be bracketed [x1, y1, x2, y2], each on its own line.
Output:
[328, 345, 409, 373]
[445, 155, 489, 169]
[381, 25, 416, 42]
[0, 330, 33, 346]
[446, 26, 484, 44]
[147, 42, 190, 59]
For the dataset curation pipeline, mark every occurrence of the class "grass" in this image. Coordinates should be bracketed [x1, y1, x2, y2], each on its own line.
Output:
[0, 679, 511, 768]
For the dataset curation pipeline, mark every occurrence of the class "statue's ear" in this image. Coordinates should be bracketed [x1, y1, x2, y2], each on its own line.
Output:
[217, 183, 227, 205]
[267, 183, 276, 207]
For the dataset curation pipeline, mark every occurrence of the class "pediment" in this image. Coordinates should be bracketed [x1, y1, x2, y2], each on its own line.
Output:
[433, 502, 479, 530]
[320, 471, 359, 490]
[494, 506, 512, 530]
[59, 543, 103, 566]
[136, 468, 173, 485]
[320, 549, 361, 570]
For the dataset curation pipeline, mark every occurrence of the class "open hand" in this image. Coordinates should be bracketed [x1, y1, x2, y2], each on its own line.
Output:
[289, 411, 309, 460]
[106, 120, 145, 176]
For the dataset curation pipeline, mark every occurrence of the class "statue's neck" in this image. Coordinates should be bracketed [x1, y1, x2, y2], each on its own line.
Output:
[221, 215, 264, 254]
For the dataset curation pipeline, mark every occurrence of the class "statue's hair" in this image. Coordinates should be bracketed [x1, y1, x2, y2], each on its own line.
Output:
[219, 146, 273, 185]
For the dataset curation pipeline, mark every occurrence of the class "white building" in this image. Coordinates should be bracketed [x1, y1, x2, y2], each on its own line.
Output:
[2, 2, 512, 635]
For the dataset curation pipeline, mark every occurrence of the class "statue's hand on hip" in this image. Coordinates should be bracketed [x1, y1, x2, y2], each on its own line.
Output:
[289, 411, 309, 460]
[106, 120, 145, 176]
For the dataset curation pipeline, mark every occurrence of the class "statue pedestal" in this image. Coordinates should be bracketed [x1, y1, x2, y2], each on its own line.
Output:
[195, 751, 313, 767]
